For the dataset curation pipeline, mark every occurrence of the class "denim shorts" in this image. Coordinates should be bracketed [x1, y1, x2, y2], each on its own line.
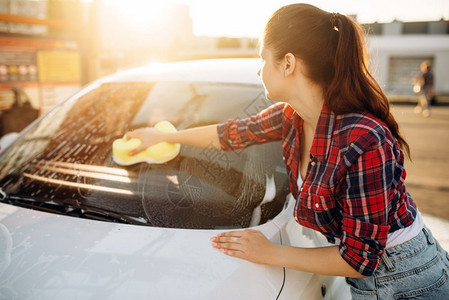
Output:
[346, 226, 449, 299]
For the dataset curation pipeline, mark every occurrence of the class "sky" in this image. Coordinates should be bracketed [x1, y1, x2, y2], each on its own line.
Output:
[102, 0, 449, 38]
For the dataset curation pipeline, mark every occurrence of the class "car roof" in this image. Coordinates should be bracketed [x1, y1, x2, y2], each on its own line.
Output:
[97, 58, 262, 85]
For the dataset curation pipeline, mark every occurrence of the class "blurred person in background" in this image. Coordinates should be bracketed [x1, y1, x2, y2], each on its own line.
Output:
[414, 60, 435, 117]
[127, 3, 449, 299]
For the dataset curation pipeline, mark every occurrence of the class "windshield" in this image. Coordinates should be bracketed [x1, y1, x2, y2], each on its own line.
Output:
[0, 81, 289, 229]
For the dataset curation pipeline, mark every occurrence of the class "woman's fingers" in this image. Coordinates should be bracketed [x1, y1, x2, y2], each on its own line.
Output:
[211, 231, 253, 252]
[212, 237, 242, 250]
[212, 232, 241, 249]
[123, 128, 158, 156]
[125, 129, 143, 140]
[125, 132, 147, 156]
[211, 229, 274, 264]
[219, 248, 245, 258]
[129, 145, 146, 156]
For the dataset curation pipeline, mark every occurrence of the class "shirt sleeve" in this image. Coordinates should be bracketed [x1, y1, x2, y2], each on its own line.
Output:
[338, 131, 396, 276]
[217, 102, 286, 151]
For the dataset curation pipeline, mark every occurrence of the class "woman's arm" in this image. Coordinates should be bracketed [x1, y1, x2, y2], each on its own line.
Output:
[211, 229, 365, 278]
[125, 102, 286, 155]
[125, 124, 220, 155]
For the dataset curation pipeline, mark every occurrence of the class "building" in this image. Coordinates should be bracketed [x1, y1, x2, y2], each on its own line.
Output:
[363, 20, 449, 99]
[0, 0, 84, 123]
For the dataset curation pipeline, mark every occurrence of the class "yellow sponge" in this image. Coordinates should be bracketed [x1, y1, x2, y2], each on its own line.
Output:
[112, 121, 180, 165]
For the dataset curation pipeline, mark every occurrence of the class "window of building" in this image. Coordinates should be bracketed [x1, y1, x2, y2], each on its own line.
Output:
[403, 22, 428, 34]
[387, 57, 434, 95]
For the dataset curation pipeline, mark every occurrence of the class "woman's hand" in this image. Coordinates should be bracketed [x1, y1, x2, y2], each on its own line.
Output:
[211, 229, 276, 264]
[125, 127, 166, 156]
[212, 230, 365, 277]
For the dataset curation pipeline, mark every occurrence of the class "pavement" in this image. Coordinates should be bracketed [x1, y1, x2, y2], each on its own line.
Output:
[391, 103, 449, 219]
[390, 101, 449, 251]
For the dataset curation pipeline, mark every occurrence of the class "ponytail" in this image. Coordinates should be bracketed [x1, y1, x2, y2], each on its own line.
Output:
[264, 4, 410, 158]
[326, 14, 410, 158]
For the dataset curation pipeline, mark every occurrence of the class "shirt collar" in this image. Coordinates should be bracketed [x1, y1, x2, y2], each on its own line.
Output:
[310, 102, 335, 162]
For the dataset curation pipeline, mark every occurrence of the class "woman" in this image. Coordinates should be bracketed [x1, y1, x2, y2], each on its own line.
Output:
[127, 4, 449, 298]
[414, 60, 434, 117]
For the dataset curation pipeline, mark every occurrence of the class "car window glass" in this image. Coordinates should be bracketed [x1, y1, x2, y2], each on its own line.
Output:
[0, 81, 289, 229]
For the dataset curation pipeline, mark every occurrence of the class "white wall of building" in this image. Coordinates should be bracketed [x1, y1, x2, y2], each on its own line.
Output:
[367, 35, 449, 96]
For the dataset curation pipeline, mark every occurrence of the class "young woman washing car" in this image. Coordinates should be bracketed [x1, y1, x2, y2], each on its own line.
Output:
[126, 3, 449, 298]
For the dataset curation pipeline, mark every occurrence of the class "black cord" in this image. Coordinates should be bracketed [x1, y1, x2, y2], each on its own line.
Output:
[275, 231, 286, 300]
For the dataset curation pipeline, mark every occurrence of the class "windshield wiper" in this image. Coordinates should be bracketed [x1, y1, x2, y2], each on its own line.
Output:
[0, 192, 149, 226]
[63, 199, 149, 225]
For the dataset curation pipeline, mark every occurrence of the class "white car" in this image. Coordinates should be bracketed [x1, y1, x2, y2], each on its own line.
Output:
[0, 59, 350, 299]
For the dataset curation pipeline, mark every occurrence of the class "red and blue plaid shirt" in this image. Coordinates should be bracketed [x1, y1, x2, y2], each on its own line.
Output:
[217, 102, 417, 276]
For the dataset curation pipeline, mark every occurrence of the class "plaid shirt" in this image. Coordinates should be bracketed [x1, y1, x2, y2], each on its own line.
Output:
[217, 102, 417, 276]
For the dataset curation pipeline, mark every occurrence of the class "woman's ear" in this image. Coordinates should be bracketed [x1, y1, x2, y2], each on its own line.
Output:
[283, 53, 296, 77]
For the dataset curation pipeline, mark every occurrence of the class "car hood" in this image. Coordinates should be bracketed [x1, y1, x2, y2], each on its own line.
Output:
[0, 198, 300, 300]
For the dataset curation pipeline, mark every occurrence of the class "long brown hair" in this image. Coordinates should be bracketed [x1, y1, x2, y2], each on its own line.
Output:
[263, 3, 410, 157]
